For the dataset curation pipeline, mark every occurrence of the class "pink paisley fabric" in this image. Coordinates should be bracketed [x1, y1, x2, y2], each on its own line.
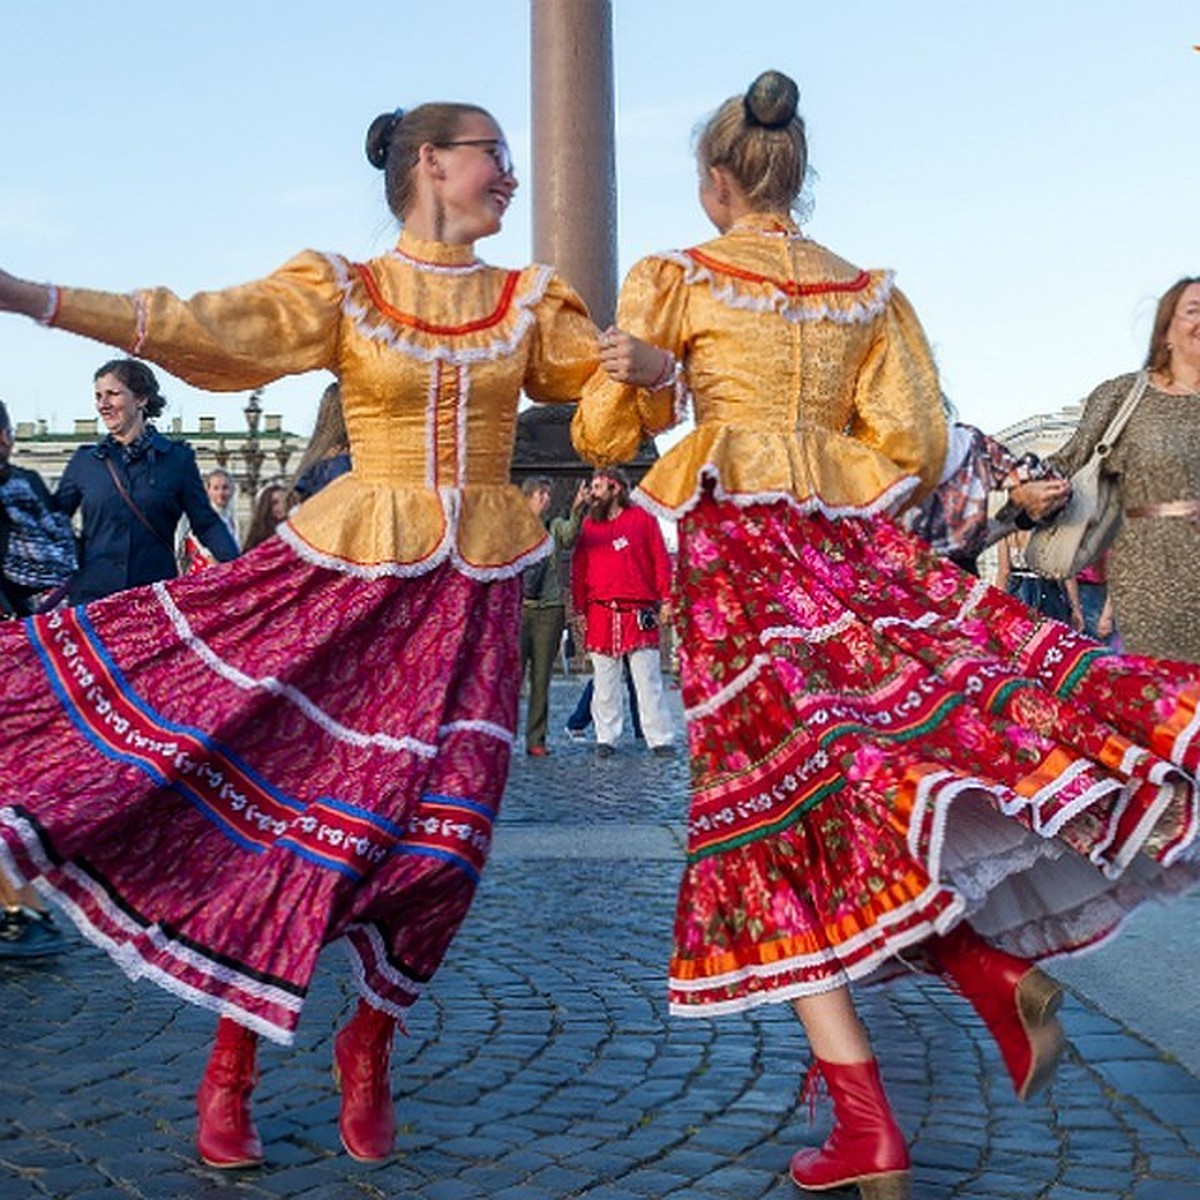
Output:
[668, 493, 1200, 1017]
[0, 532, 519, 1043]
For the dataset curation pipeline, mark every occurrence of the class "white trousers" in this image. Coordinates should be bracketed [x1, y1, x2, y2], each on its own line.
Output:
[590, 646, 675, 749]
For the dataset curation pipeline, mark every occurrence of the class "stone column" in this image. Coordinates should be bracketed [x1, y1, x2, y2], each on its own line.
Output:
[530, 0, 617, 328]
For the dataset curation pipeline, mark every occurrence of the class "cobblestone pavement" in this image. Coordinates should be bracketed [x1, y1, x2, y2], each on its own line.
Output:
[3, 679, 1199, 1199]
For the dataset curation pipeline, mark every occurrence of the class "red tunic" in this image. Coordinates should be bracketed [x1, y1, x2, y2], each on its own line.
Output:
[571, 505, 671, 656]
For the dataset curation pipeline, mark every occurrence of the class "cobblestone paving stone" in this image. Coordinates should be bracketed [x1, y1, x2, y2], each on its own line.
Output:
[2, 680, 1199, 1198]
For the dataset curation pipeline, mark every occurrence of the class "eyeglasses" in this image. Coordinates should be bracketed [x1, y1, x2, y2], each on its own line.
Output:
[435, 138, 515, 178]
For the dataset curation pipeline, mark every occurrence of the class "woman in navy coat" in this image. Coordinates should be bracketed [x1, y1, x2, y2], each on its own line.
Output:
[57, 359, 238, 604]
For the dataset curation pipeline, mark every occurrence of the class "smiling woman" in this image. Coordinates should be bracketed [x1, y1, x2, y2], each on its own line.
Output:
[0, 99, 599, 1171]
[55, 358, 239, 604]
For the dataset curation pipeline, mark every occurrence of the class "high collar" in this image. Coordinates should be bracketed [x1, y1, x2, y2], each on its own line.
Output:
[727, 212, 801, 238]
[396, 229, 481, 267]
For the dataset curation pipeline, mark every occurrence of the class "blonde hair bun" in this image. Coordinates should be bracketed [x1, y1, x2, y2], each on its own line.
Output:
[744, 70, 799, 131]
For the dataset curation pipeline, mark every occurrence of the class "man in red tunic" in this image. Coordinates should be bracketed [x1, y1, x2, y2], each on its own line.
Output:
[570, 467, 676, 757]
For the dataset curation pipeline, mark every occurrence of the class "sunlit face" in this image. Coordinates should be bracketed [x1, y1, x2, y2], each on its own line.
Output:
[206, 472, 233, 509]
[1168, 283, 1200, 369]
[431, 113, 518, 242]
[94, 373, 146, 443]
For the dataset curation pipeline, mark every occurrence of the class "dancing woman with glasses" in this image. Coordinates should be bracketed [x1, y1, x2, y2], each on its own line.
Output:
[576, 69, 1200, 1199]
[0, 101, 598, 1168]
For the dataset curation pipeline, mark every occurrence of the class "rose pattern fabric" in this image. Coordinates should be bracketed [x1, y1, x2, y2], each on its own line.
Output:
[668, 493, 1200, 1016]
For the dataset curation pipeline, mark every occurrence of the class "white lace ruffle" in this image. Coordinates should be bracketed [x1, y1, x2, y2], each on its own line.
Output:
[275, 505, 552, 585]
[153, 579, 520, 755]
[633, 464, 920, 527]
[328, 252, 554, 368]
[656, 250, 894, 327]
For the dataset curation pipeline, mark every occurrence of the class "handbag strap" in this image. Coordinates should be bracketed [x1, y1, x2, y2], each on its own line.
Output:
[1094, 370, 1150, 458]
[103, 455, 175, 553]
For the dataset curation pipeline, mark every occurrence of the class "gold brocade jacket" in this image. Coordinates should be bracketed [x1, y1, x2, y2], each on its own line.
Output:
[48, 232, 599, 579]
[573, 214, 945, 518]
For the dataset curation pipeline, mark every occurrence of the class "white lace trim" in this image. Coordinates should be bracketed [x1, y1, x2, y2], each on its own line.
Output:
[0, 809, 303, 1044]
[37, 284, 60, 326]
[153, 582, 441, 757]
[334, 256, 554, 368]
[1173, 701, 1200, 763]
[668, 876, 960, 1001]
[440, 718, 516, 748]
[343, 925, 423, 1021]
[387, 246, 486, 275]
[130, 292, 148, 354]
[275, 509, 551, 584]
[684, 654, 770, 721]
[761, 613, 858, 646]
[633, 464, 920, 525]
[657, 250, 894, 326]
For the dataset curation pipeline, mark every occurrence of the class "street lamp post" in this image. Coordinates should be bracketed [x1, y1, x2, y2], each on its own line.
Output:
[241, 390, 265, 497]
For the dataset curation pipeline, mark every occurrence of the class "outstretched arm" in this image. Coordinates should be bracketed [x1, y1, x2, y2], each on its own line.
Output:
[0, 270, 54, 320]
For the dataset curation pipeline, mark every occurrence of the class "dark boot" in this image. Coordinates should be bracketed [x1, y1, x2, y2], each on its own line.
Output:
[789, 1057, 910, 1198]
[196, 1017, 263, 1168]
[333, 999, 397, 1161]
[927, 921, 1065, 1101]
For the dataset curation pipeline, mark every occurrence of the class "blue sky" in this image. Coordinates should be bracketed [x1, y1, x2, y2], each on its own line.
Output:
[1, 2, 1196, 441]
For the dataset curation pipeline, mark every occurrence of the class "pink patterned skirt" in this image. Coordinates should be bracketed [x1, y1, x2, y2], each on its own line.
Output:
[668, 494, 1200, 1016]
[0, 530, 520, 1043]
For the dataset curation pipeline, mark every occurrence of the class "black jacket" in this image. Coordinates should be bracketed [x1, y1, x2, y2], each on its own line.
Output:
[55, 430, 238, 604]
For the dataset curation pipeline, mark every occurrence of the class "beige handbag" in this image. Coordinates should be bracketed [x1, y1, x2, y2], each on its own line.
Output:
[1024, 371, 1149, 580]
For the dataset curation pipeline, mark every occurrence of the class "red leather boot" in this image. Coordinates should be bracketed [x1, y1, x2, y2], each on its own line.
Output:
[927, 921, 1065, 1101]
[196, 1017, 263, 1168]
[333, 999, 397, 1161]
[789, 1058, 910, 1198]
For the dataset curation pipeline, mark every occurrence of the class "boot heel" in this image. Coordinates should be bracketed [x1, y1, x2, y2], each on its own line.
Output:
[1017, 1016, 1066, 1102]
[860, 1171, 911, 1200]
[1016, 967, 1063, 1029]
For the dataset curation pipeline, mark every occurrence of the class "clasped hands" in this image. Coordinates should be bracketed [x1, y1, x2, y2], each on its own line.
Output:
[598, 326, 673, 389]
[1009, 477, 1072, 522]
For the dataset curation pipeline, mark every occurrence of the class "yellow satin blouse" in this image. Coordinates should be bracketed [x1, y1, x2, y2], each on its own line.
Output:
[50, 231, 599, 578]
[573, 214, 945, 518]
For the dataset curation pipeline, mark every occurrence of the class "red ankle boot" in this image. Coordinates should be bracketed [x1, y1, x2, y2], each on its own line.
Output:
[789, 1058, 910, 1199]
[333, 999, 397, 1161]
[927, 922, 1065, 1101]
[196, 1018, 263, 1168]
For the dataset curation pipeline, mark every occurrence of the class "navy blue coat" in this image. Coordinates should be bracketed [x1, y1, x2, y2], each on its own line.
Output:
[56, 430, 238, 604]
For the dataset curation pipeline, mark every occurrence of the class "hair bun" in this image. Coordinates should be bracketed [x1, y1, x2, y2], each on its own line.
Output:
[744, 70, 799, 131]
[365, 108, 405, 170]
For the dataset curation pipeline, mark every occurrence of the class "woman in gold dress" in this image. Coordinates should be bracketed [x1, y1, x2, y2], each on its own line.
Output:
[577, 71, 1200, 1199]
[0, 102, 598, 1168]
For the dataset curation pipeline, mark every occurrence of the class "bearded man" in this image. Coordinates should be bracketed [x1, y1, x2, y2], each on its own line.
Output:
[570, 467, 676, 757]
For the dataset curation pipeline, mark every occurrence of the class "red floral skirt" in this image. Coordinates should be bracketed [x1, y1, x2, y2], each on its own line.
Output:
[668, 494, 1200, 1016]
[0, 532, 520, 1043]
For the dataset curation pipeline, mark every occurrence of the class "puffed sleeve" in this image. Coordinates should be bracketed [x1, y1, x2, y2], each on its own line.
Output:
[49, 250, 344, 392]
[846, 288, 946, 498]
[572, 255, 688, 467]
[522, 270, 601, 404]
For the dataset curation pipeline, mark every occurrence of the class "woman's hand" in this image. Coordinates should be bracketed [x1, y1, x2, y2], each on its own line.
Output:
[0, 269, 52, 319]
[1009, 477, 1071, 522]
[598, 326, 673, 388]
